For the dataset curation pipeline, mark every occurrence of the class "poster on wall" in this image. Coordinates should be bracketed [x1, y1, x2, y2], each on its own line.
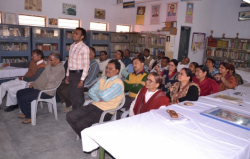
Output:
[94, 9, 106, 20]
[180, 0, 201, 1]
[63, 3, 76, 16]
[150, 4, 160, 25]
[136, 6, 146, 25]
[25, 0, 42, 12]
[191, 32, 206, 53]
[185, 2, 194, 23]
[48, 18, 58, 28]
[166, 2, 178, 22]
[4, 12, 17, 25]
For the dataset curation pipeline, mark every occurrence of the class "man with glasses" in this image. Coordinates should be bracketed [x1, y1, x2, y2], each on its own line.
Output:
[17, 52, 65, 124]
[168, 4, 176, 16]
[66, 59, 124, 138]
[95, 51, 110, 74]
[0, 49, 45, 112]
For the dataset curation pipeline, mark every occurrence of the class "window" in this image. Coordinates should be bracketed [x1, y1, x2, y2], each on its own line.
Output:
[18, 14, 46, 27]
[116, 24, 131, 32]
[90, 22, 108, 31]
[58, 18, 80, 29]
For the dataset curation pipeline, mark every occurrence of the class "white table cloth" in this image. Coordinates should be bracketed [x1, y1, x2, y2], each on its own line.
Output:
[0, 66, 28, 78]
[236, 69, 250, 84]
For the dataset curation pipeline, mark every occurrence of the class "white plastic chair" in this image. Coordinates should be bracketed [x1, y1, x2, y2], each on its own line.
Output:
[84, 77, 101, 99]
[30, 81, 62, 125]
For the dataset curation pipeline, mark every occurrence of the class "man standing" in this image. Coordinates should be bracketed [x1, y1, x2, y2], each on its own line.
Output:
[95, 51, 110, 74]
[148, 51, 165, 71]
[121, 49, 132, 67]
[0, 49, 45, 112]
[65, 27, 89, 110]
[66, 60, 124, 138]
[17, 52, 65, 124]
[143, 49, 155, 69]
[151, 57, 170, 74]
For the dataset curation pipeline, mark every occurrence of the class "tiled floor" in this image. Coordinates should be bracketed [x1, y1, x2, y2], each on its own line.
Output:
[0, 97, 114, 159]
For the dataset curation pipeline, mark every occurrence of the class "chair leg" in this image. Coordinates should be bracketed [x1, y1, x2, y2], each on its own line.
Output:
[48, 103, 53, 113]
[40, 102, 43, 108]
[31, 100, 37, 125]
[99, 147, 105, 159]
[52, 97, 57, 120]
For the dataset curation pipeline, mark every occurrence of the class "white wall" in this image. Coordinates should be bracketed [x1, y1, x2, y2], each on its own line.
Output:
[211, 0, 250, 39]
[0, 0, 135, 31]
[133, 0, 216, 64]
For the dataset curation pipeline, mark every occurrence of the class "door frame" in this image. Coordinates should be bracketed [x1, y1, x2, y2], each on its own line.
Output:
[178, 25, 192, 61]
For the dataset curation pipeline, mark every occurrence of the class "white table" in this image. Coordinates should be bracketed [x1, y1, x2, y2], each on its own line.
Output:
[81, 91, 250, 159]
[236, 68, 250, 84]
[0, 66, 28, 79]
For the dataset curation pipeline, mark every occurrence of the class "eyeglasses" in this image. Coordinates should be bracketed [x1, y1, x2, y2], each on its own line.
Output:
[48, 59, 55, 62]
[146, 78, 155, 83]
[105, 67, 116, 71]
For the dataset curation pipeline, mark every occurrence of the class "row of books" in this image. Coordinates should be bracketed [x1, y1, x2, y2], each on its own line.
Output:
[0, 27, 29, 37]
[92, 33, 109, 40]
[35, 44, 58, 51]
[206, 49, 250, 60]
[207, 39, 228, 48]
[229, 42, 250, 50]
[146, 37, 166, 46]
[112, 44, 129, 51]
[149, 48, 165, 56]
[130, 46, 146, 53]
[0, 43, 28, 51]
[234, 62, 250, 68]
[93, 46, 108, 51]
[66, 45, 70, 51]
[2, 57, 28, 63]
[35, 30, 59, 38]
[217, 40, 228, 48]
[112, 35, 129, 41]
[66, 32, 73, 39]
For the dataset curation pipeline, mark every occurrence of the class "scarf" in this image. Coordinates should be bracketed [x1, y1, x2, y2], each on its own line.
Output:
[193, 76, 218, 96]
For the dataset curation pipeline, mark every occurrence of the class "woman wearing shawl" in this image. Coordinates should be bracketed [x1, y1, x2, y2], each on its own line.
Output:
[167, 68, 200, 104]
[193, 65, 218, 96]
[129, 72, 169, 116]
[214, 62, 238, 91]
[161, 59, 179, 95]
[206, 58, 219, 76]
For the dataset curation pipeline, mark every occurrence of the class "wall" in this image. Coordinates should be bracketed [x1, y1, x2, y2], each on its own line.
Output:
[133, 0, 216, 64]
[211, 0, 250, 39]
[0, 0, 135, 31]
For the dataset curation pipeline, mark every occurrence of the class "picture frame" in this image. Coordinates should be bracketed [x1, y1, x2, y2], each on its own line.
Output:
[25, 0, 42, 12]
[185, 2, 194, 23]
[136, 6, 146, 25]
[63, 3, 76, 16]
[150, 4, 160, 25]
[48, 18, 58, 28]
[166, 2, 178, 22]
[238, 11, 250, 21]
[4, 12, 17, 25]
[94, 8, 106, 20]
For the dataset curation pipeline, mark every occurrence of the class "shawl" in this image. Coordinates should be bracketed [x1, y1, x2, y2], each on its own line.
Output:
[161, 70, 178, 94]
[193, 76, 218, 96]
[216, 73, 238, 91]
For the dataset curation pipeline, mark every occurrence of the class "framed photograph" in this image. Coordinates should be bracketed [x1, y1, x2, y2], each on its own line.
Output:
[200, 107, 250, 130]
[48, 18, 58, 27]
[94, 8, 106, 20]
[4, 12, 17, 25]
[117, 0, 123, 4]
[166, 2, 178, 22]
[185, 2, 194, 23]
[63, 3, 76, 16]
[136, 6, 146, 25]
[25, 0, 42, 12]
[150, 4, 160, 25]
[238, 11, 250, 21]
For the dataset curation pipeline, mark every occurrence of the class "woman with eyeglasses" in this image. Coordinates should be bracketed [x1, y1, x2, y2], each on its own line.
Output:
[167, 68, 200, 104]
[129, 72, 169, 116]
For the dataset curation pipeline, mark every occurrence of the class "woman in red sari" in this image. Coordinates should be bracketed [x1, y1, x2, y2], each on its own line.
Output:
[193, 65, 218, 96]
[214, 62, 238, 91]
[129, 72, 169, 116]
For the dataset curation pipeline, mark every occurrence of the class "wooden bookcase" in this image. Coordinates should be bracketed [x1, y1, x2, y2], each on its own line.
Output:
[0, 24, 31, 63]
[61, 28, 74, 61]
[204, 37, 250, 68]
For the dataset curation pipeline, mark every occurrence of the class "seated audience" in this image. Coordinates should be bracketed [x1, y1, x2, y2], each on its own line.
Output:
[151, 57, 169, 74]
[161, 59, 179, 95]
[229, 64, 243, 85]
[129, 72, 169, 116]
[144, 49, 155, 68]
[102, 50, 125, 78]
[193, 65, 218, 96]
[205, 58, 219, 76]
[17, 52, 65, 124]
[214, 62, 238, 91]
[121, 49, 132, 67]
[123, 55, 148, 110]
[0, 49, 45, 112]
[66, 60, 124, 138]
[148, 51, 165, 71]
[189, 62, 199, 76]
[167, 68, 200, 104]
[96, 51, 110, 73]
[177, 57, 190, 72]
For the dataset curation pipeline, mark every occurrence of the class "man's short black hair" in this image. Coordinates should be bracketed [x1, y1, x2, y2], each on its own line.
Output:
[125, 49, 130, 55]
[89, 47, 96, 57]
[117, 50, 124, 58]
[100, 51, 108, 56]
[33, 49, 44, 59]
[162, 57, 170, 63]
[76, 27, 86, 40]
[108, 59, 121, 74]
[50, 52, 61, 61]
[144, 49, 150, 53]
[132, 54, 145, 63]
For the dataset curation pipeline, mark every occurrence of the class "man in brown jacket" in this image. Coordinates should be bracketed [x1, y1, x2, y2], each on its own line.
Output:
[17, 52, 65, 124]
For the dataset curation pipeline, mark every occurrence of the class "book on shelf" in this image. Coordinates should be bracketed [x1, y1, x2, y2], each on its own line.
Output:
[2, 57, 28, 63]
[92, 33, 109, 40]
[35, 29, 59, 38]
[137, 37, 145, 44]
[146, 37, 166, 46]
[66, 32, 72, 39]
[0, 27, 29, 37]
[93, 46, 108, 51]
[35, 44, 58, 51]
[149, 48, 164, 56]
[0, 42, 28, 51]
[217, 40, 228, 48]
[130, 46, 146, 53]
[113, 44, 129, 51]
[112, 35, 128, 41]
[206, 49, 212, 56]
[207, 38, 217, 47]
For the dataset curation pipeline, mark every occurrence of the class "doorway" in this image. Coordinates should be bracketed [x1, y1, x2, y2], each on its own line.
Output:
[177, 26, 191, 62]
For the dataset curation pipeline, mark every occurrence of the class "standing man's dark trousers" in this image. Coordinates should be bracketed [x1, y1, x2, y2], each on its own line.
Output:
[17, 88, 53, 119]
[57, 81, 72, 107]
[69, 71, 85, 110]
[66, 103, 112, 138]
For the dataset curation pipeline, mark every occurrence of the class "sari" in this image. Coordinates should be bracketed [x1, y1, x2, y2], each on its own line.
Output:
[193, 76, 218, 96]
[161, 70, 178, 94]
[215, 73, 238, 91]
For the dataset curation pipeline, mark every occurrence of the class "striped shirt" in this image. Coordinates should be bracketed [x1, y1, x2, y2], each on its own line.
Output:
[85, 59, 100, 86]
[66, 41, 90, 81]
[89, 75, 123, 102]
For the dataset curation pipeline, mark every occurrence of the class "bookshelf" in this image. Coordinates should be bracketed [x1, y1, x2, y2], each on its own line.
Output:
[61, 29, 74, 61]
[204, 37, 250, 68]
[31, 26, 61, 59]
[0, 24, 31, 63]
[110, 33, 130, 58]
[86, 30, 111, 58]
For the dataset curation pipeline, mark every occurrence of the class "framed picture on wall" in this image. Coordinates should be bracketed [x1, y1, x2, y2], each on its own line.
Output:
[4, 12, 17, 25]
[166, 2, 178, 22]
[63, 3, 76, 16]
[238, 11, 250, 21]
[185, 2, 194, 23]
[25, 0, 42, 12]
[150, 4, 160, 25]
[94, 8, 106, 20]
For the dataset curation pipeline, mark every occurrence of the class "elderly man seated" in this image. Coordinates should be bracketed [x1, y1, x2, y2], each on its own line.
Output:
[177, 57, 190, 72]
[17, 52, 65, 124]
[66, 59, 124, 138]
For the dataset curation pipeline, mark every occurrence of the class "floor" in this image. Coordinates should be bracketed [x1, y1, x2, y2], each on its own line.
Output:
[0, 96, 114, 159]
